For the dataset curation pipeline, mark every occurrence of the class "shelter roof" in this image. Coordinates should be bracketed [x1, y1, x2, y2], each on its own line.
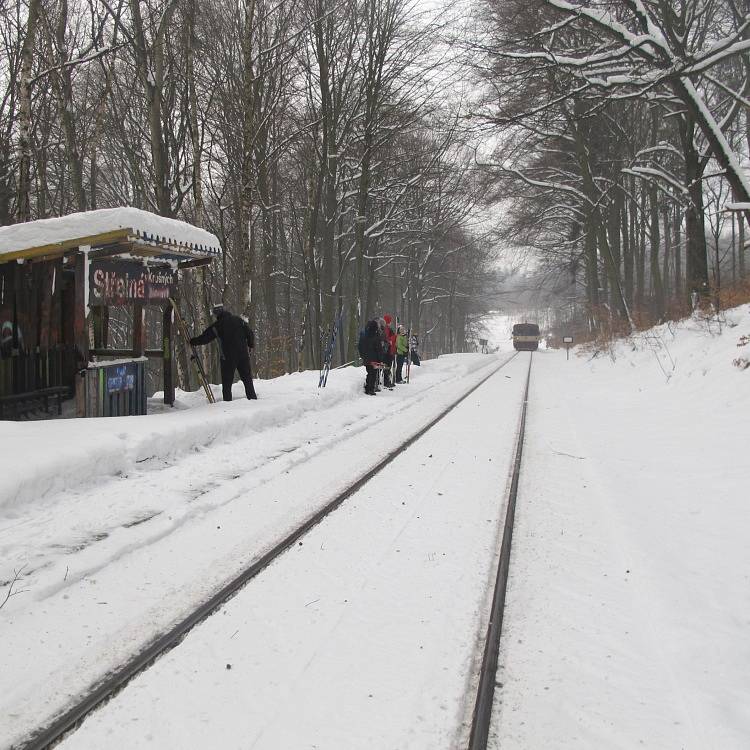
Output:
[0, 207, 221, 263]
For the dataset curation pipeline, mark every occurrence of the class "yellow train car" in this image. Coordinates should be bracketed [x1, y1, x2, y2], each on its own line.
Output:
[512, 323, 540, 351]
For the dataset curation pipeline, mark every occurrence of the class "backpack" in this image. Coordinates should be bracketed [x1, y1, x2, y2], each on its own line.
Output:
[242, 318, 255, 350]
[357, 328, 367, 359]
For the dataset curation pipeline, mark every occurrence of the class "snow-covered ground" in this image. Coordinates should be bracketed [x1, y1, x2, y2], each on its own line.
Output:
[58, 353, 531, 750]
[2, 305, 749, 750]
[0, 353, 511, 749]
[492, 306, 750, 749]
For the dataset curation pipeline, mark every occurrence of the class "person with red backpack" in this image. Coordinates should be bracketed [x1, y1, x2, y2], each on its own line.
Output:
[382, 314, 397, 387]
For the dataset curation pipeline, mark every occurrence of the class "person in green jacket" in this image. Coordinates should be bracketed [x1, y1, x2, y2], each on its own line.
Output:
[395, 325, 408, 383]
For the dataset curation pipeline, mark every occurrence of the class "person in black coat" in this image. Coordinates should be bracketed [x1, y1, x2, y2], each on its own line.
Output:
[357, 319, 382, 395]
[190, 304, 258, 401]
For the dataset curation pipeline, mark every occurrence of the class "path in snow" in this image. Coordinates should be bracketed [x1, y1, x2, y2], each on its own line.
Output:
[491, 341, 750, 749]
[58, 354, 533, 750]
[0, 354, 509, 749]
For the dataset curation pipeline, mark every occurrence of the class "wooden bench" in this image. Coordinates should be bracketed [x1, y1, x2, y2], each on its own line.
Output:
[0, 386, 70, 420]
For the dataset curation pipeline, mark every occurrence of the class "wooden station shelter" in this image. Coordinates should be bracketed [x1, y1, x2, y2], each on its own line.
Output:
[0, 208, 220, 419]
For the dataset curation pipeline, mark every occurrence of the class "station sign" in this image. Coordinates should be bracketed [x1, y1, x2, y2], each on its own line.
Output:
[89, 260, 177, 306]
[563, 335, 573, 360]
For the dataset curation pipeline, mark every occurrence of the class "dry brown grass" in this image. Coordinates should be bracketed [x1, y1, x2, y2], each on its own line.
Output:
[717, 278, 750, 310]
[547, 279, 750, 354]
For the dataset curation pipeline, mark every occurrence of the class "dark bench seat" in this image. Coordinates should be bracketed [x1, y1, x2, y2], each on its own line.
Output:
[0, 386, 70, 420]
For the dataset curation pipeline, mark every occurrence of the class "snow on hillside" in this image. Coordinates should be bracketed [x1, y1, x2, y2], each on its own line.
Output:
[493, 303, 750, 749]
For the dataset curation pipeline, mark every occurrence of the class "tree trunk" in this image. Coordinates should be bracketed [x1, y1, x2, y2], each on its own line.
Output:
[240, 0, 257, 324]
[649, 183, 664, 320]
[130, 0, 176, 217]
[673, 204, 682, 301]
[17, 0, 42, 221]
[635, 190, 646, 313]
[186, 0, 203, 224]
[662, 205, 671, 303]
[681, 114, 709, 297]
[54, 0, 86, 212]
[623, 185, 634, 307]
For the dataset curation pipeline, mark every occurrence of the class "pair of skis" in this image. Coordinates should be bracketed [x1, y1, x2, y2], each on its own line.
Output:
[406, 326, 412, 384]
[169, 298, 215, 404]
[319, 311, 344, 388]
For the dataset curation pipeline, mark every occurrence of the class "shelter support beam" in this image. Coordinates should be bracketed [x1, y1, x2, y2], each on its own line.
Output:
[162, 305, 174, 405]
[73, 250, 90, 417]
[132, 302, 145, 357]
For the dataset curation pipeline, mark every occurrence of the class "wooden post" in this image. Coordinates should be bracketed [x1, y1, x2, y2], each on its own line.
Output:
[101, 305, 109, 348]
[132, 301, 145, 357]
[91, 305, 110, 349]
[163, 303, 175, 405]
[39, 261, 53, 351]
[74, 247, 90, 417]
[91, 306, 103, 348]
[50, 257, 63, 347]
[11, 262, 23, 394]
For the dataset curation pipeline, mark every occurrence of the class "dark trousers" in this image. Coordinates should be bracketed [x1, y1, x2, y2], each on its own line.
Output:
[396, 353, 406, 381]
[410, 351, 421, 366]
[221, 357, 257, 401]
[365, 365, 377, 394]
[383, 353, 394, 386]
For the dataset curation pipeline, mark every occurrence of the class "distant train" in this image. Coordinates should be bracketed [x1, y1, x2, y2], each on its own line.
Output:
[512, 323, 541, 351]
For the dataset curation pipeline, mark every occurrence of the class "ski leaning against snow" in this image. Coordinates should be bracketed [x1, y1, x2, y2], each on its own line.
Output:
[392, 316, 398, 386]
[406, 326, 412, 383]
[169, 298, 215, 404]
[318, 311, 343, 388]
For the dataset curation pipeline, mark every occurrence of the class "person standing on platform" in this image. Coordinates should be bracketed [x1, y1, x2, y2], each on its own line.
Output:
[409, 332, 421, 366]
[190, 304, 258, 401]
[395, 325, 408, 383]
[358, 319, 382, 395]
[382, 314, 397, 387]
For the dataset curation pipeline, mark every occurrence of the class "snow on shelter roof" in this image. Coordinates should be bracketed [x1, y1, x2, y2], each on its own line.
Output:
[0, 207, 221, 261]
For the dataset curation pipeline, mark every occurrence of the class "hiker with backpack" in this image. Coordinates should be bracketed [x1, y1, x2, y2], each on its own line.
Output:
[382, 314, 397, 387]
[357, 319, 383, 395]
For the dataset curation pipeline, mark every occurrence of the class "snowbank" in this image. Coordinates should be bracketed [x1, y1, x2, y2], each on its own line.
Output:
[0, 351, 506, 749]
[0, 356, 492, 511]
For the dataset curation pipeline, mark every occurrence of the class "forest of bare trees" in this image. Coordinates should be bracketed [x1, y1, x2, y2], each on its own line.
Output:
[471, 0, 750, 338]
[0, 0, 498, 388]
[2, 0, 749, 381]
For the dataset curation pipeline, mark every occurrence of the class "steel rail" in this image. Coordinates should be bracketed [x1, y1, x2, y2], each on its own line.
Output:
[20, 352, 519, 750]
[468, 352, 533, 750]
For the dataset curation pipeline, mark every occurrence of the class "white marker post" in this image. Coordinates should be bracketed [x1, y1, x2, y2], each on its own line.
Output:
[563, 335, 573, 360]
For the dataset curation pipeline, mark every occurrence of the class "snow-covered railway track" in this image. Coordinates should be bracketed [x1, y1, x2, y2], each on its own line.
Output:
[18, 353, 522, 750]
[468, 353, 532, 750]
